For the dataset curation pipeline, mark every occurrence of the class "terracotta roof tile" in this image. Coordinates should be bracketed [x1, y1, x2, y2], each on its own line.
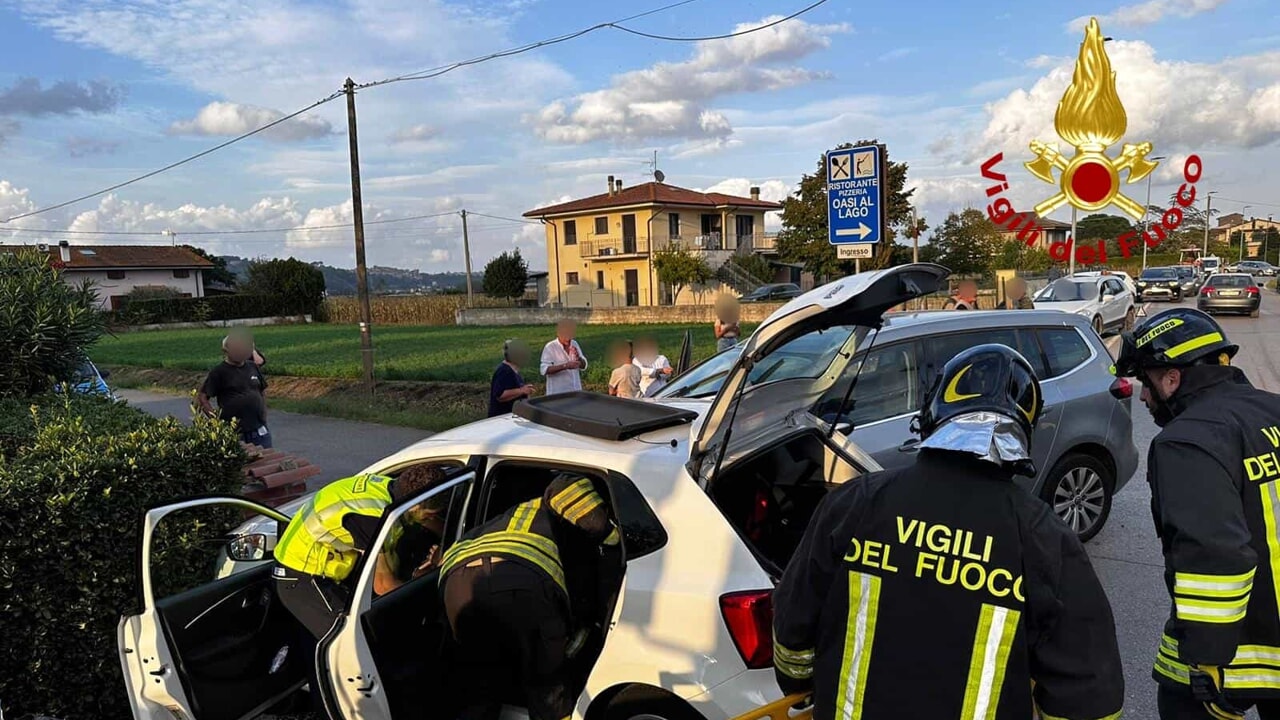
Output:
[997, 212, 1072, 230]
[523, 181, 782, 217]
[0, 244, 214, 270]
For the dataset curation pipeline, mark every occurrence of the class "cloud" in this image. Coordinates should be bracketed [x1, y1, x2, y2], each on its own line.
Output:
[169, 101, 333, 142]
[0, 119, 18, 146]
[66, 193, 305, 239]
[974, 41, 1280, 164]
[1067, 0, 1228, 32]
[531, 17, 848, 144]
[0, 181, 46, 234]
[65, 136, 122, 157]
[390, 124, 438, 144]
[877, 47, 917, 63]
[699, 178, 793, 203]
[0, 78, 122, 117]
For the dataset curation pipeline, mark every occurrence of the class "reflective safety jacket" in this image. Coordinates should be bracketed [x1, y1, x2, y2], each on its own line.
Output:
[773, 451, 1124, 720]
[440, 476, 619, 599]
[273, 474, 393, 581]
[1148, 366, 1280, 699]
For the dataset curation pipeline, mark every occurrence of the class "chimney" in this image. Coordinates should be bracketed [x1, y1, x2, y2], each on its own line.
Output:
[58, 240, 71, 263]
[615, 179, 623, 193]
[750, 186, 761, 201]
[607, 175, 615, 196]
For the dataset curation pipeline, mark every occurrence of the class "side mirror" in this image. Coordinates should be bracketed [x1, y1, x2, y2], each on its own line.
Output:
[226, 533, 268, 562]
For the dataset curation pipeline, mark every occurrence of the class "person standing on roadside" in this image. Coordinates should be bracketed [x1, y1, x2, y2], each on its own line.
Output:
[1117, 308, 1280, 720]
[943, 279, 979, 310]
[489, 339, 535, 417]
[714, 293, 741, 352]
[198, 329, 271, 448]
[607, 341, 642, 399]
[1000, 277, 1036, 310]
[540, 319, 588, 395]
[633, 336, 673, 398]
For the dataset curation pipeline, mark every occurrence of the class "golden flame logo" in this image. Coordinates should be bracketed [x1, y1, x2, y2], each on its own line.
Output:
[1025, 17, 1157, 220]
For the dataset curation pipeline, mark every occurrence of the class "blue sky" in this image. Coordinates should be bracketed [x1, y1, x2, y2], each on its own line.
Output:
[0, 0, 1277, 272]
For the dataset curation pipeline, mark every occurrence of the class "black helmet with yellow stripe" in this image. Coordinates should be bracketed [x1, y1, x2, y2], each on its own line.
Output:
[1116, 308, 1237, 378]
[916, 344, 1043, 441]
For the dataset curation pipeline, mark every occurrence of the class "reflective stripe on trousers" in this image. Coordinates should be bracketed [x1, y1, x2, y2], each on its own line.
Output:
[834, 571, 881, 720]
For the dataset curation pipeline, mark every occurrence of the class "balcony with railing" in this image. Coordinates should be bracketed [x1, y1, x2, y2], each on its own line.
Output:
[579, 237, 649, 258]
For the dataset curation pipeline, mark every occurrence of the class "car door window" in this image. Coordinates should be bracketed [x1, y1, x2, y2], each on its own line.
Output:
[923, 327, 1050, 382]
[1037, 328, 1093, 379]
[373, 480, 473, 601]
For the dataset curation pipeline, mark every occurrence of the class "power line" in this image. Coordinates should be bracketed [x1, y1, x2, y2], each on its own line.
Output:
[0, 210, 460, 238]
[355, 0, 829, 89]
[463, 211, 541, 225]
[0, 90, 345, 224]
[1213, 196, 1280, 211]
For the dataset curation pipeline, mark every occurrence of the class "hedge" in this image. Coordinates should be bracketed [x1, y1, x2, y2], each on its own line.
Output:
[113, 293, 304, 325]
[0, 393, 247, 719]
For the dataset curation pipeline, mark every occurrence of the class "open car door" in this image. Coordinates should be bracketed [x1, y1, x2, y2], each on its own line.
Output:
[317, 471, 477, 720]
[119, 496, 302, 720]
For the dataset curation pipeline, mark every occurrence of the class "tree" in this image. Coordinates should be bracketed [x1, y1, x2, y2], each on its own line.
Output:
[244, 257, 326, 315]
[482, 250, 529, 300]
[928, 209, 1003, 277]
[182, 244, 237, 287]
[0, 249, 106, 397]
[1075, 213, 1134, 260]
[776, 140, 919, 278]
[992, 239, 1051, 273]
[653, 244, 713, 303]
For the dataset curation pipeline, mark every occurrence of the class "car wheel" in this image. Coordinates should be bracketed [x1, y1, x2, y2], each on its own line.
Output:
[1123, 307, 1136, 331]
[1251, 308, 1261, 318]
[603, 692, 704, 720]
[1091, 315, 1104, 335]
[1039, 452, 1113, 543]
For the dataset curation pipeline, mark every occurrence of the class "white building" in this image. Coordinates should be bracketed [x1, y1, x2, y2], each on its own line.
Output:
[0, 241, 214, 310]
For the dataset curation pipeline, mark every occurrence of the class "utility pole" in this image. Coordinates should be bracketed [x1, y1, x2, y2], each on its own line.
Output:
[460, 209, 474, 307]
[162, 229, 176, 247]
[1242, 205, 1253, 264]
[1069, 207, 1078, 276]
[1141, 155, 1167, 271]
[910, 207, 919, 263]
[1203, 191, 1216, 257]
[344, 77, 376, 396]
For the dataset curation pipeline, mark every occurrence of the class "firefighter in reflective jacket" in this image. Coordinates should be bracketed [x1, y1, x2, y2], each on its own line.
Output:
[773, 344, 1124, 720]
[273, 464, 447, 639]
[440, 474, 620, 720]
[1118, 308, 1280, 720]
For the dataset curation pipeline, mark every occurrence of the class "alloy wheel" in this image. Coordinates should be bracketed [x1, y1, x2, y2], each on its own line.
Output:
[1053, 466, 1107, 535]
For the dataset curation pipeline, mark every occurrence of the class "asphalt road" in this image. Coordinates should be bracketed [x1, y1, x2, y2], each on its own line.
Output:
[1090, 293, 1278, 718]
[117, 389, 428, 490]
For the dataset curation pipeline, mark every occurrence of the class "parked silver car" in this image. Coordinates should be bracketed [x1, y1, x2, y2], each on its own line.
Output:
[659, 309, 1139, 541]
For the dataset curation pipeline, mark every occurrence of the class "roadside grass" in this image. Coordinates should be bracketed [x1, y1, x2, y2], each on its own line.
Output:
[95, 322, 745, 385]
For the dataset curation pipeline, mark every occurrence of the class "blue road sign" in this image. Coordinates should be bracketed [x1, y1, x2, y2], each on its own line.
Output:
[827, 145, 884, 246]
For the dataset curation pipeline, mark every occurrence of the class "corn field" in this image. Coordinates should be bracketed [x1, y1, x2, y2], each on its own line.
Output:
[323, 295, 511, 325]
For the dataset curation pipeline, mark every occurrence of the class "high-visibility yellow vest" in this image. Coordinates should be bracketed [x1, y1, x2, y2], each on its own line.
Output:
[274, 474, 393, 581]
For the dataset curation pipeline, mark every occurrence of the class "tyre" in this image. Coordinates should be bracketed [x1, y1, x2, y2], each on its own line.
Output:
[1039, 452, 1113, 542]
[1092, 315, 1104, 335]
[603, 690, 705, 720]
[1251, 308, 1260, 318]
[1123, 307, 1136, 331]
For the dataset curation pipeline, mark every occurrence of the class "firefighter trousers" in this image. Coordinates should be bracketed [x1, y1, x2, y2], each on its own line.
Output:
[442, 557, 573, 720]
[1159, 687, 1280, 719]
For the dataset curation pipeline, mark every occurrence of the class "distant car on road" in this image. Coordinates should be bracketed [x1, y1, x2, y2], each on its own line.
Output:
[1200, 256, 1222, 275]
[1174, 265, 1202, 296]
[1231, 260, 1277, 277]
[1033, 275, 1136, 335]
[70, 359, 114, 399]
[1198, 272, 1262, 317]
[1074, 270, 1138, 297]
[740, 282, 801, 302]
[1135, 266, 1183, 302]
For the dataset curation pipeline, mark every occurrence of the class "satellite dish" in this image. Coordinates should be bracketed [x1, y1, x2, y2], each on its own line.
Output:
[654, 170, 665, 183]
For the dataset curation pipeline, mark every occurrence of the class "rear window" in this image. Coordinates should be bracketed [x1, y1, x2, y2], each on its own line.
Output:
[1209, 275, 1250, 288]
[1038, 328, 1093, 378]
[657, 326, 855, 399]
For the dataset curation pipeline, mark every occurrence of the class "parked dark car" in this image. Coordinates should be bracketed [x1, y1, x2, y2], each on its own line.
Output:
[740, 283, 801, 302]
[1198, 272, 1262, 317]
[1135, 266, 1182, 301]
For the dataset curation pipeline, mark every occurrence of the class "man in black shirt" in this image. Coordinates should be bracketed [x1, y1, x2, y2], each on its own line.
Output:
[198, 330, 272, 447]
[489, 338, 535, 417]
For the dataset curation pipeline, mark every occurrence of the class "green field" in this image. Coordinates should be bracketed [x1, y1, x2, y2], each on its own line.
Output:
[94, 323, 751, 385]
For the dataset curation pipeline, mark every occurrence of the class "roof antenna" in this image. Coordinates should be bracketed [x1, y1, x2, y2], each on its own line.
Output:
[648, 150, 664, 183]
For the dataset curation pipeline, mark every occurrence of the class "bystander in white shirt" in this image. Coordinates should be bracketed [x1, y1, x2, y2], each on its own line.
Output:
[634, 354, 672, 398]
[540, 337, 588, 395]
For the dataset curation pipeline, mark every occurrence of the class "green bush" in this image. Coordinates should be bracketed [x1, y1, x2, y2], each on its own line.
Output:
[244, 257, 326, 315]
[125, 285, 186, 302]
[114, 293, 293, 325]
[0, 250, 107, 398]
[727, 253, 774, 284]
[0, 393, 247, 719]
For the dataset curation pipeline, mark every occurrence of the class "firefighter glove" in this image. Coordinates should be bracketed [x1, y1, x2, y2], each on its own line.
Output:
[1189, 665, 1245, 720]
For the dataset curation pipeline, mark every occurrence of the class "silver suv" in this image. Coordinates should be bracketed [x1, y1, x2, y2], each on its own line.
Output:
[659, 309, 1139, 541]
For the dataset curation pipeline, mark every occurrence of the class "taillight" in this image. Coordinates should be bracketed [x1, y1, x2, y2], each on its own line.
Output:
[1110, 377, 1133, 399]
[1249, 286, 1261, 296]
[720, 590, 774, 669]
[1200, 286, 1213, 296]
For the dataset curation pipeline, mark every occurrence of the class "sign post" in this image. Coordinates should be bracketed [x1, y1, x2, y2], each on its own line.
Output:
[827, 144, 884, 271]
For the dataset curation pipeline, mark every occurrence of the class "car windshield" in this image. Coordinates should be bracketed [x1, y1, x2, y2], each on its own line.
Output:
[1177, 267, 1194, 278]
[1209, 275, 1250, 288]
[657, 325, 855, 399]
[1141, 268, 1177, 279]
[1037, 279, 1097, 302]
